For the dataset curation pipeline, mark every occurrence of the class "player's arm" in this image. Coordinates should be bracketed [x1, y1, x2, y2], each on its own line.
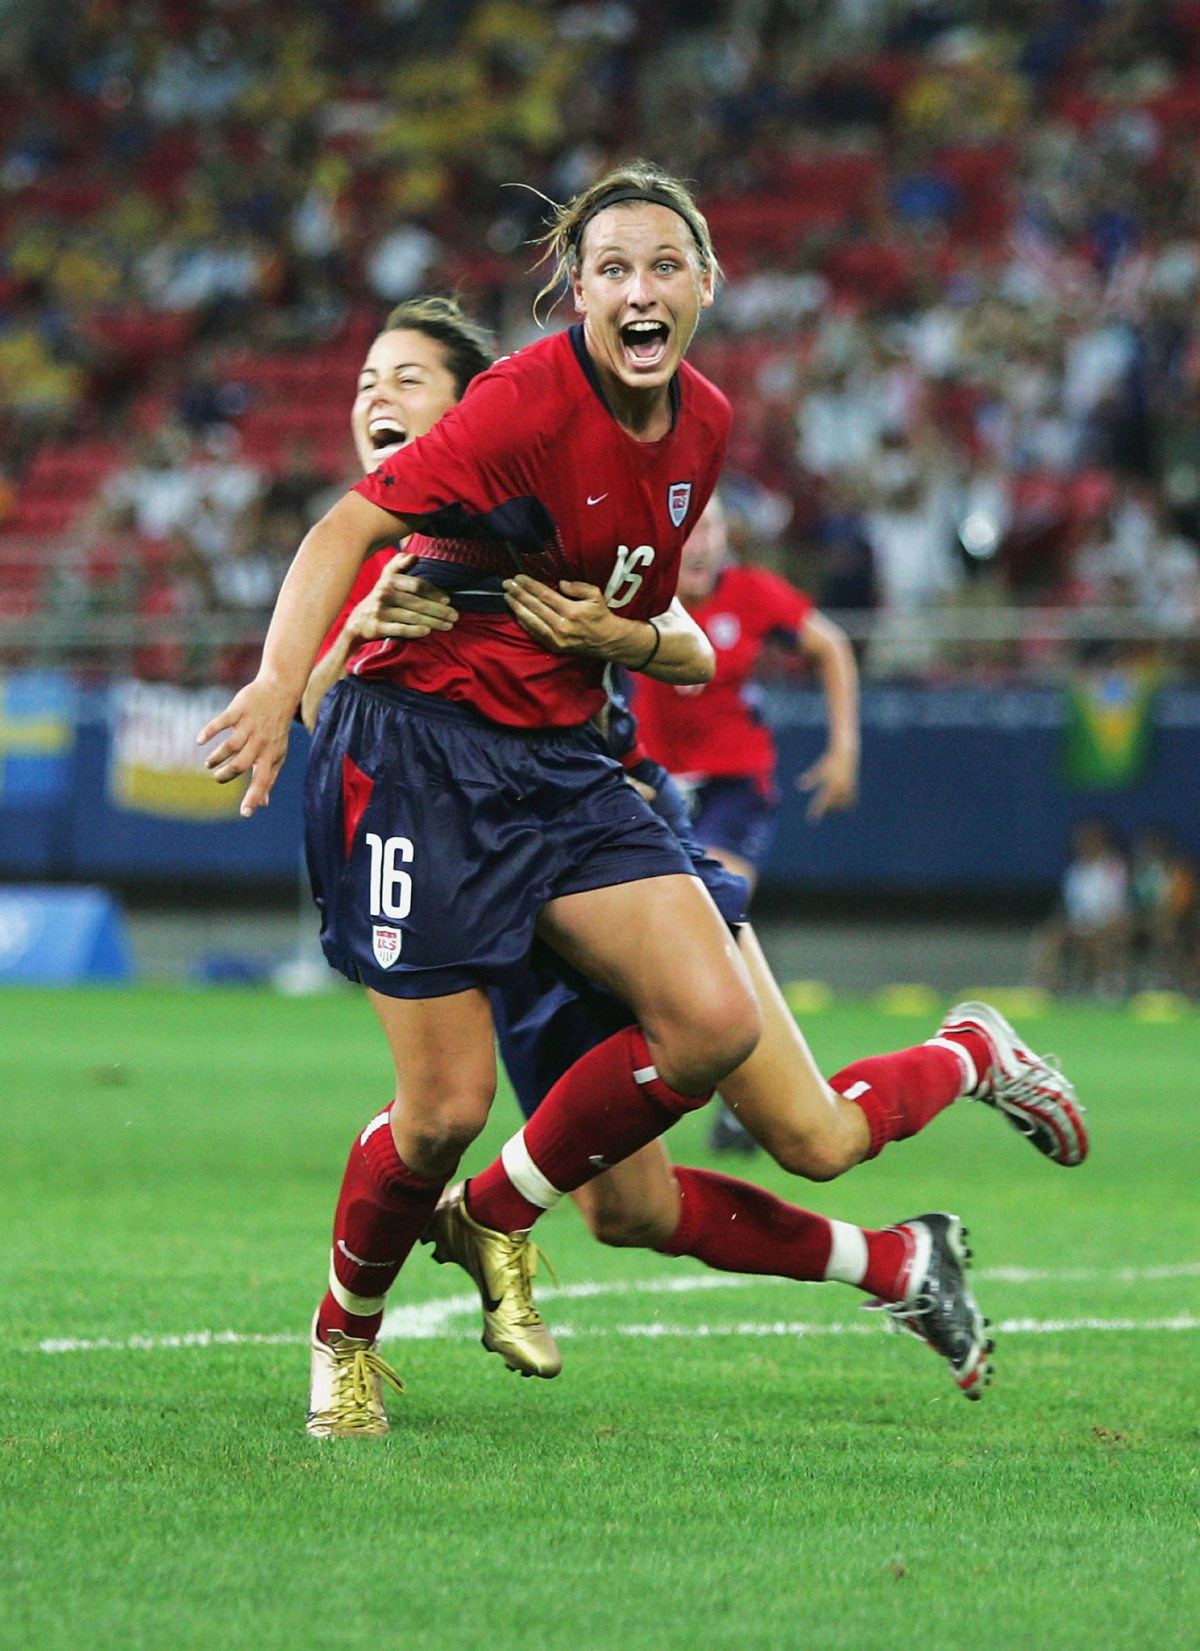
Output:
[199, 492, 415, 814]
[503, 578, 714, 684]
[796, 609, 860, 819]
[299, 551, 459, 733]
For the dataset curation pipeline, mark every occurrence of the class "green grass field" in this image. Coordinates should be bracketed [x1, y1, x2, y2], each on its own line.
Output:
[1, 986, 1197, 1651]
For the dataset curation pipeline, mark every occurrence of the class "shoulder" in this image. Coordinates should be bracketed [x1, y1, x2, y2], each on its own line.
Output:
[727, 564, 813, 622]
[678, 361, 733, 440]
[445, 331, 576, 444]
[475, 330, 576, 399]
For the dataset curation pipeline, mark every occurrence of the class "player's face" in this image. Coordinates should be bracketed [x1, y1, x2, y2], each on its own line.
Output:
[352, 329, 460, 472]
[677, 494, 729, 601]
[572, 203, 713, 402]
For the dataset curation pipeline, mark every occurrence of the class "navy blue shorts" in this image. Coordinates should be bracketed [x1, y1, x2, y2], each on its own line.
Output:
[691, 776, 779, 872]
[492, 760, 750, 1120]
[305, 679, 693, 998]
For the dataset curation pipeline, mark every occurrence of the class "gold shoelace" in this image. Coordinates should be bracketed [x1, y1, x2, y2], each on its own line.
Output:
[503, 1235, 558, 1325]
[322, 1344, 405, 1428]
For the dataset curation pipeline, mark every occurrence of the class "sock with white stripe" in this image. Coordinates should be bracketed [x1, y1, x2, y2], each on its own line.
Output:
[658, 1167, 909, 1300]
[466, 1025, 709, 1234]
[829, 1035, 986, 1160]
[317, 1108, 447, 1343]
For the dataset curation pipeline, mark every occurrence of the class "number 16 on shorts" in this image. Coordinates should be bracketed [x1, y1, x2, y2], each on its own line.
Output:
[367, 832, 413, 969]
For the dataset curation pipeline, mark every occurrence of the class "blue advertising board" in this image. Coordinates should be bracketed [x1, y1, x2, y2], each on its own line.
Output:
[1, 673, 1198, 894]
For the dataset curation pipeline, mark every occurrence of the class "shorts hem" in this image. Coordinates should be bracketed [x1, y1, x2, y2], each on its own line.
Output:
[552, 847, 694, 900]
[321, 945, 493, 1000]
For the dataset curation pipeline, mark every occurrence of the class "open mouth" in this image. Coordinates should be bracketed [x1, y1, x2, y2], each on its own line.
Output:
[368, 418, 407, 461]
[620, 319, 670, 369]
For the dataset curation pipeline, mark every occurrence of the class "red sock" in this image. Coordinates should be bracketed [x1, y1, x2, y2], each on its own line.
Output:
[659, 1167, 910, 1299]
[829, 1030, 988, 1160]
[317, 1108, 447, 1342]
[467, 1025, 709, 1233]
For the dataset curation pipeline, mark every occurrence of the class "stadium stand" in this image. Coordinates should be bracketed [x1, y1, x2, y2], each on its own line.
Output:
[1, 0, 1200, 683]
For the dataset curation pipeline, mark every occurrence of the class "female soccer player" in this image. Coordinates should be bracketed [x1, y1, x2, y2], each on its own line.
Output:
[636, 489, 859, 890]
[302, 293, 1016, 1419]
[302, 295, 1083, 1431]
[204, 169, 1083, 1437]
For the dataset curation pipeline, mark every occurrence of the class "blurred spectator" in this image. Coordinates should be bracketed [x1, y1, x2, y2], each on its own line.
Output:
[261, 437, 335, 529]
[7, 0, 1200, 688]
[1129, 827, 1199, 992]
[365, 220, 441, 303]
[1033, 818, 1132, 998]
[99, 426, 207, 542]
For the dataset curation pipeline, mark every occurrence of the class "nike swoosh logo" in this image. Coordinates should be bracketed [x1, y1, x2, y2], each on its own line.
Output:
[479, 1284, 503, 1313]
[587, 493, 608, 505]
[336, 1240, 398, 1268]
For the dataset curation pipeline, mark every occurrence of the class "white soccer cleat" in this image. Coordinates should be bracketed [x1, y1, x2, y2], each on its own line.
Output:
[306, 1310, 404, 1438]
[940, 1000, 1089, 1167]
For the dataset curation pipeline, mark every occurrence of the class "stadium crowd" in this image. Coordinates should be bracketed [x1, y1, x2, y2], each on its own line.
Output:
[3, 0, 1200, 682]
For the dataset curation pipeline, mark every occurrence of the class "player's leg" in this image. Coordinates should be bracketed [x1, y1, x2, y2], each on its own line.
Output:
[448, 882, 993, 1391]
[573, 1142, 994, 1397]
[691, 777, 770, 1152]
[305, 681, 557, 1429]
[722, 925, 973, 1175]
[723, 929, 1089, 1174]
[463, 872, 761, 1240]
[719, 924, 872, 1178]
[309, 987, 497, 1435]
[575, 1141, 906, 1295]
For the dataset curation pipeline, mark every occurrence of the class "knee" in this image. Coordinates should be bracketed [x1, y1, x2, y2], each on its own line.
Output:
[769, 1131, 852, 1182]
[660, 992, 762, 1096]
[747, 1107, 859, 1183]
[391, 1085, 492, 1172]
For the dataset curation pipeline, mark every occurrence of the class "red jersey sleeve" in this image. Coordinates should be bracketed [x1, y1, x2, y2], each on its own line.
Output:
[353, 358, 554, 559]
[747, 566, 814, 638]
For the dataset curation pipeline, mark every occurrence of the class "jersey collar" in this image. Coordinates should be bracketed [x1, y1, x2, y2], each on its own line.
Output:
[568, 323, 681, 431]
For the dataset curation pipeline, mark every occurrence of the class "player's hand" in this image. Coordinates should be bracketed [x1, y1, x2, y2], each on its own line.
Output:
[797, 746, 859, 820]
[348, 551, 458, 641]
[503, 575, 625, 657]
[198, 676, 297, 817]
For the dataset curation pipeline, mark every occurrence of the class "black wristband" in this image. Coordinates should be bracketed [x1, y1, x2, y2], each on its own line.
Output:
[632, 618, 661, 671]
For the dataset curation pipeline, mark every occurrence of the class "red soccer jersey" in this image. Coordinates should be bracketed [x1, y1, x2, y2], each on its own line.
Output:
[315, 548, 394, 663]
[635, 563, 813, 786]
[352, 325, 731, 727]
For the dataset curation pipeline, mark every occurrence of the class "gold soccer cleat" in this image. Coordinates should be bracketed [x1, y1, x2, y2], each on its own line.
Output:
[425, 1182, 562, 1378]
[306, 1310, 405, 1438]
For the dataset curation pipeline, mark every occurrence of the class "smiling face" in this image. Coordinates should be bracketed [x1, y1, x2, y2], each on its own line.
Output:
[677, 492, 729, 603]
[571, 202, 713, 421]
[351, 327, 461, 472]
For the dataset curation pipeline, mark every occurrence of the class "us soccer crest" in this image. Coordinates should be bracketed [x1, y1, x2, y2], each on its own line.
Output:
[668, 482, 692, 528]
[372, 925, 401, 968]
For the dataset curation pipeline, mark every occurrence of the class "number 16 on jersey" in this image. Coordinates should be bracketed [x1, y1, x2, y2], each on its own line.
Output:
[366, 832, 412, 968]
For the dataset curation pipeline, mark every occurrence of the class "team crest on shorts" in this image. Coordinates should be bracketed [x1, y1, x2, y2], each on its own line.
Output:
[372, 925, 402, 968]
[668, 482, 692, 528]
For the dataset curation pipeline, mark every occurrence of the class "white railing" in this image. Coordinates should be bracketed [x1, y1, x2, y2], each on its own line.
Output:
[0, 608, 1194, 680]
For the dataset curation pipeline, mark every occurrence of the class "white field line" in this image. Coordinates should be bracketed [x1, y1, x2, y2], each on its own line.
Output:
[34, 1261, 1200, 1355]
[35, 1316, 1200, 1356]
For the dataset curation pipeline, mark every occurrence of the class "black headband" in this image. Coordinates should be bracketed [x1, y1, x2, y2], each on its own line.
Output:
[570, 187, 708, 264]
